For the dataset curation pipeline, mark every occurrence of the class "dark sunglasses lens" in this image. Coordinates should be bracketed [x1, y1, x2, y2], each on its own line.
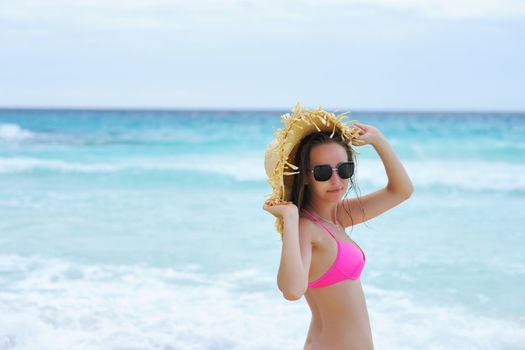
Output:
[313, 165, 332, 181]
[338, 162, 355, 179]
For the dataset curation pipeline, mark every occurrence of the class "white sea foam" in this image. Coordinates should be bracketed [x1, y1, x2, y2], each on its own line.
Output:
[1, 156, 524, 192]
[0, 155, 263, 182]
[356, 158, 525, 191]
[0, 255, 523, 350]
[0, 255, 306, 350]
[0, 124, 34, 141]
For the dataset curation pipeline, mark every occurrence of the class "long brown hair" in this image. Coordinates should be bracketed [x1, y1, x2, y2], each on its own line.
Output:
[290, 132, 365, 230]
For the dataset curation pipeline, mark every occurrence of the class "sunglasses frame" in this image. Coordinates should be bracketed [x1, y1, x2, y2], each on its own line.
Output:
[310, 161, 355, 182]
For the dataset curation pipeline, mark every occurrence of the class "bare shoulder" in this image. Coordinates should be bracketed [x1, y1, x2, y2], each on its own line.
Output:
[298, 214, 316, 232]
[298, 214, 322, 245]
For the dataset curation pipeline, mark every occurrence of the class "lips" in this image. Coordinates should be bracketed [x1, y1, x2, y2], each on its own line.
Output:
[327, 188, 343, 193]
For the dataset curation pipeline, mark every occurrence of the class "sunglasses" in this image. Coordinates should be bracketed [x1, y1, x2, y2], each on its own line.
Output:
[311, 161, 355, 182]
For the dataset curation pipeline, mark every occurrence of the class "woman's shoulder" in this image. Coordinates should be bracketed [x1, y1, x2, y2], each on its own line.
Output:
[298, 214, 322, 244]
[298, 212, 314, 226]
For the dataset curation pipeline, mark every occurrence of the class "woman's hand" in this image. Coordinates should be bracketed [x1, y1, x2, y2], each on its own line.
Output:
[352, 121, 385, 147]
[262, 200, 299, 220]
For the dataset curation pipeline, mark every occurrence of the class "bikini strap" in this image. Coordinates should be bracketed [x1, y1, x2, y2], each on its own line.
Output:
[301, 208, 338, 242]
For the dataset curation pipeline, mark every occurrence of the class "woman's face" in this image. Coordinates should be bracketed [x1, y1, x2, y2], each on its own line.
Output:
[306, 142, 350, 204]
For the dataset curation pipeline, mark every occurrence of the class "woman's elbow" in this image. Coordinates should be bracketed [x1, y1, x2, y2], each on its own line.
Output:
[282, 290, 304, 301]
[400, 182, 414, 199]
[403, 187, 414, 199]
[406, 183, 415, 198]
[280, 284, 307, 301]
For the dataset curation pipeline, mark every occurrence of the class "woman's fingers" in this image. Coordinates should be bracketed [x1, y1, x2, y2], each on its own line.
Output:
[352, 123, 366, 133]
[353, 122, 366, 131]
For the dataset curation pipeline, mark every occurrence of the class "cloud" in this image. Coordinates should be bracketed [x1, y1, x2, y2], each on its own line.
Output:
[1, 0, 523, 110]
[1, 0, 524, 33]
[357, 0, 525, 20]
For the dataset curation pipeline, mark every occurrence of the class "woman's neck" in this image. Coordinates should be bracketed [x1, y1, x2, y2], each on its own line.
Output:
[305, 202, 339, 224]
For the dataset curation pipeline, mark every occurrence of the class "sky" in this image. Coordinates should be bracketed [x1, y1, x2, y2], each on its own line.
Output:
[1, 0, 524, 111]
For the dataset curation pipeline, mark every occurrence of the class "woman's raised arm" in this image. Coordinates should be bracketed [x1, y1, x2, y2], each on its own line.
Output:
[263, 202, 312, 300]
[339, 122, 414, 227]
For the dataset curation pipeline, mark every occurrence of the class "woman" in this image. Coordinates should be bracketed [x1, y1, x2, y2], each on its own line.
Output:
[263, 104, 413, 349]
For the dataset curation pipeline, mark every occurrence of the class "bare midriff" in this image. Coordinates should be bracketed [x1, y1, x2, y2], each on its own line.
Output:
[303, 279, 374, 350]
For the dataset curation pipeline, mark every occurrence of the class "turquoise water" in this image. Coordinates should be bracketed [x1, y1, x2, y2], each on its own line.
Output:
[0, 109, 524, 349]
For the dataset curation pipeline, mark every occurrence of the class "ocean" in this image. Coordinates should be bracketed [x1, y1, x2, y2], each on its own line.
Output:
[0, 108, 524, 350]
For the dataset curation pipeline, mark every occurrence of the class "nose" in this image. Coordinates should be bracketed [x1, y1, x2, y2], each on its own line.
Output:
[329, 169, 343, 183]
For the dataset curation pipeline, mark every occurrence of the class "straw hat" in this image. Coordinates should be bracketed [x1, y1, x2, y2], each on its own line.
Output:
[264, 102, 364, 235]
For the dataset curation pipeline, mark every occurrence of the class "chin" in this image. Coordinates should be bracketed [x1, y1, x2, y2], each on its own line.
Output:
[325, 194, 344, 203]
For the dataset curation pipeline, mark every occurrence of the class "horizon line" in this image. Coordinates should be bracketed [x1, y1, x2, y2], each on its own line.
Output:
[0, 105, 524, 115]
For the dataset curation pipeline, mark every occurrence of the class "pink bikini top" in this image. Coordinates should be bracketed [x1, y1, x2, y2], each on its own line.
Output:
[302, 208, 366, 289]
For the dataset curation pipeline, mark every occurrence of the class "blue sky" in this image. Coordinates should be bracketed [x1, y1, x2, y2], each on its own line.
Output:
[1, 0, 524, 111]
